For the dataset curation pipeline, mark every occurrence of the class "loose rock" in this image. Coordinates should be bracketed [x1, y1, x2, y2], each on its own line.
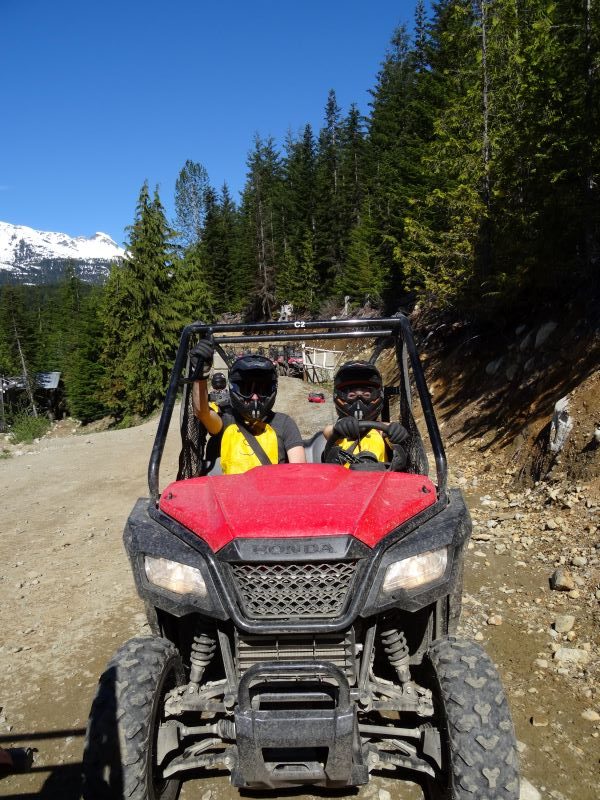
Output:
[553, 647, 591, 665]
[530, 713, 549, 727]
[581, 709, 600, 722]
[553, 615, 575, 634]
[549, 567, 575, 591]
[519, 777, 542, 800]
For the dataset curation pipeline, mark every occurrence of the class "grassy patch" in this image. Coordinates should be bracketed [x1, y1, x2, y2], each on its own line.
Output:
[10, 414, 51, 444]
[114, 414, 143, 430]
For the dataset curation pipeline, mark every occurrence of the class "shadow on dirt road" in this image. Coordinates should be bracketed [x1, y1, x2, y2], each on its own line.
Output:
[1, 728, 85, 800]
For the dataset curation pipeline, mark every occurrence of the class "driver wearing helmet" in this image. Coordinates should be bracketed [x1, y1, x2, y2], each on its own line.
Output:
[190, 340, 306, 475]
[323, 361, 408, 467]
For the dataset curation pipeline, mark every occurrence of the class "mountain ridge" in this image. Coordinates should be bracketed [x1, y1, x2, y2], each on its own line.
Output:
[0, 220, 125, 285]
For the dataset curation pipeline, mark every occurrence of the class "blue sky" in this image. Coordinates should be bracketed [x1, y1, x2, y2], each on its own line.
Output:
[1, 0, 421, 246]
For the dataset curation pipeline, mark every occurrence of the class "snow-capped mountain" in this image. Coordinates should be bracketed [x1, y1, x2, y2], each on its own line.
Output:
[0, 221, 125, 285]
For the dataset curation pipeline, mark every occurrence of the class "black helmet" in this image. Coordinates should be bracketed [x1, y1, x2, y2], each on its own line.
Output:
[333, 360, 383, 421]
[211, 372, 227, 391]
[229, 355, 277, 422]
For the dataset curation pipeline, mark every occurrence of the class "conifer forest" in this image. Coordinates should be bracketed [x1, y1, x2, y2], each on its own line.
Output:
[1, 0, 599, 422]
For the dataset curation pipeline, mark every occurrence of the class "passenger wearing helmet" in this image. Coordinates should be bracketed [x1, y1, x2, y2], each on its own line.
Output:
[208, 371, 231, 415]
[190, 340, 306, 475]
[323, 361, 408, 467]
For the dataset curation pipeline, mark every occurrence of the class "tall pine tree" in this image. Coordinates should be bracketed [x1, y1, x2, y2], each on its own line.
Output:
[63, 287, 107, 422]
[314, 90, 345, 291]
[238, 137, 285, 319]
[174, 160, 210, 247]
[100, 182, 181, 417]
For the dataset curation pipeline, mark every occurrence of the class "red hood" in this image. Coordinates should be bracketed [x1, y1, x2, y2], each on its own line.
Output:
[159, 464, 436, 551]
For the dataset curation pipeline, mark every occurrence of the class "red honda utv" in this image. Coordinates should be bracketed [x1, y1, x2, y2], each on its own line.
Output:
[83, 317, 519, 800]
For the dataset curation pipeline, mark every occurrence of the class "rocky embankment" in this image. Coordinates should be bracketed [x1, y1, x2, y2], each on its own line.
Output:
[431, 312, 600, 800]
[451, 459, 599, 799]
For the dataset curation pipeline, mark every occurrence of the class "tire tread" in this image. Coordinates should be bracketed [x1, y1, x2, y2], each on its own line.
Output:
[426, 636, 519, 800]
[83, 636, 183, 800]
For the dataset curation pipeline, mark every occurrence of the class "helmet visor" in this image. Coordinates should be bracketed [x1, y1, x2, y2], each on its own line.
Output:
[231, 376, 276, 400]
[345, 386, 376, 400]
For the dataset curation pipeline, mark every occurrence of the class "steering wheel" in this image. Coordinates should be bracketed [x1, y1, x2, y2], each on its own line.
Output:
[322, 420, 406, 472]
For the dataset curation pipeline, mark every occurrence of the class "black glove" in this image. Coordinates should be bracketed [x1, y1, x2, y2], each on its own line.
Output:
[189, 339, 214, 381]
[386, 422, 409, 445]
[333, 416, 361, 441]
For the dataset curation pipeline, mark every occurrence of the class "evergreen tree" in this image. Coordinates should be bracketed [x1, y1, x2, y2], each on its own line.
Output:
[238, 136, 285, 319]
[396, 1, 486, 307]
[297, 232, 319, 310]
[284, 124, 317, 243]
[174, 160, 210, 247]
[217, 183, 244, 311]
[0, 285, 38, 414]
[414, 0, 428, 71]
[339, 104, 367, 241]
[63, 287, 107, 422]
[367, 19, 438, 305]
[0, 301, 16, 375]
[169, 243, 214, 324]
[276, 246, 298, 308]
[196, 183, 242, 313]
[336, 206, 386, 304]
[100, 182, 181, 417]
[508, 0, 600, 292]
[40, 264, 84, 372]
[281, 125, 319, 309]
[315, 90, 345, 290]
[99, 263, 133, 415]
[199, 185, 222, 295]
[0, 286, 33, 376]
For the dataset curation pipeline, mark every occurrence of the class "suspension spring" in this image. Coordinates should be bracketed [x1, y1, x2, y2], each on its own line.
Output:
[189, 630, 216, 688]
[380, 626, 410, 684]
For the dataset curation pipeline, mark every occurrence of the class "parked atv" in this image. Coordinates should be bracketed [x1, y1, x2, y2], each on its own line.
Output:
[83, 317, 519, 799]
[308, 390, 326, 403]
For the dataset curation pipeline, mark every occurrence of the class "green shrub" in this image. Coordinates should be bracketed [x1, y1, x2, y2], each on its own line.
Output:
[114, 414, 143, 430]
[10, 414, 51, 444]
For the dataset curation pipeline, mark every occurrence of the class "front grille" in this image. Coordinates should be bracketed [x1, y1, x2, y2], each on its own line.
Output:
[230, 560, 358, 619]
[236, 631, 356, 681]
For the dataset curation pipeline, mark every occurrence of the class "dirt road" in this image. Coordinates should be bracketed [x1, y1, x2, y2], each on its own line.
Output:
[0, 377, 598, 799]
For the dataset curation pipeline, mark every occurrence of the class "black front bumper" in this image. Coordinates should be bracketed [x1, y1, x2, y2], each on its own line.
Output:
[232, 661, 368, 788]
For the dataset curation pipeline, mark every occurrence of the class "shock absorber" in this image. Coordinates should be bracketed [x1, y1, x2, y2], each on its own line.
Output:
[380, 623, 411, 685]
[188, 629, 216, 692]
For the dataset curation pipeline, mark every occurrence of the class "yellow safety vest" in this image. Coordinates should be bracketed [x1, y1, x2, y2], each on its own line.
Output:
[221, 422, 279, 475]
[335, 427, 387, 468]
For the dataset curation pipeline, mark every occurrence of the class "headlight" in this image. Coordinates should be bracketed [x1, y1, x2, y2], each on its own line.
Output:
[144, 556, 207, 596]
[382, 547, 448, 592]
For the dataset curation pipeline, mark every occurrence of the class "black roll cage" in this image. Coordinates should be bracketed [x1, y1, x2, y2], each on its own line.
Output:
[148, 316, 447, 502]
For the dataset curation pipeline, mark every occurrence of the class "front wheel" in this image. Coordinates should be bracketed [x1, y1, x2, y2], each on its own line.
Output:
[82, 636, 185, 800]
[423, 636, 519, 800]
